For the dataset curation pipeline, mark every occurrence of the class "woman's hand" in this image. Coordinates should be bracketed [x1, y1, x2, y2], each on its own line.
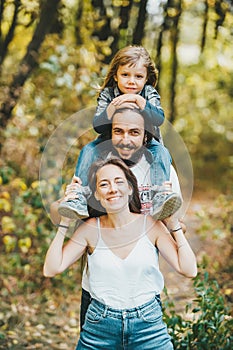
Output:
[154, 219, 197, 278]
[63, 175, 82, 201]
[112, 94, 146, 110]
[59, 216, 73, 228]
[50, 176, 83, 224]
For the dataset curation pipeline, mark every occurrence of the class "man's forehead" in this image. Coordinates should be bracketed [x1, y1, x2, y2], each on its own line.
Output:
[112, 111, 144, 129]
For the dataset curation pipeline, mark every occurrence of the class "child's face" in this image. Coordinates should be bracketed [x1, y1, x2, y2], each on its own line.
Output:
[114, 58, 147, 94]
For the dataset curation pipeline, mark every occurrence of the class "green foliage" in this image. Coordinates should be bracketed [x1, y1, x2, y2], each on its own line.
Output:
[0, 170, 53, 294]
[0, 0, 233, 192]
[0, 1, 232, 348]
[194, 194, 233, 289]
[0, 165, 83, 298]
[0, 166, 16, 184]
[163, 270, 233, 349]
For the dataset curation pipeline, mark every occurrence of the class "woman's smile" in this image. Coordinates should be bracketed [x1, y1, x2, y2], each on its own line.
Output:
[95, 164, 132, 212]
[107, 196, 121, 201]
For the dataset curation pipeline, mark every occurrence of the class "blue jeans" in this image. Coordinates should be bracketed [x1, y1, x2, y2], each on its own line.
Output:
[147, 139, 171, 185]
[76, 295, 173, 350]
[75, 136, 104, 186]
[75, 137, 171, 187]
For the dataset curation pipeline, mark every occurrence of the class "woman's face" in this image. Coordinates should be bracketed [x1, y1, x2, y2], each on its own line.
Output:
[94, 164, 132, 213]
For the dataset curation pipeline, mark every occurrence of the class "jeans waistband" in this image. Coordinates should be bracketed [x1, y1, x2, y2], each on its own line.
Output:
[90, 294, 161, 319]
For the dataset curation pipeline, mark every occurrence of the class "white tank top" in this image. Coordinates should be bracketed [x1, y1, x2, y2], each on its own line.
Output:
[86, 216, 164, 309]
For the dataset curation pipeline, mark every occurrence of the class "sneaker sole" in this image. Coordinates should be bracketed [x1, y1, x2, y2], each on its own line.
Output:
[58, 206, 89, 220]
[152, 196, 182, 221]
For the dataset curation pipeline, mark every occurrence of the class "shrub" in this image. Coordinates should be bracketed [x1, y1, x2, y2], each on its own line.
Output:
[163, 270, 233, 349]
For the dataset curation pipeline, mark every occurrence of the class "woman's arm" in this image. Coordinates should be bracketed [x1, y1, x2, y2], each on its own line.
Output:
[43, 218, 88, 277]
[149, 218, 197, 278]
[50, 199, 63, 225]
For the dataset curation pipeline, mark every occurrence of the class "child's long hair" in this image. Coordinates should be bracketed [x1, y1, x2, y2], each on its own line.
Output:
[101, 46, 158, 90]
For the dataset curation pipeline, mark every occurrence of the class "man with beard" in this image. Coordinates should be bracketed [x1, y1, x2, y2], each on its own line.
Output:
[57, 108, 182, 221]
[51, 107, 183, 330]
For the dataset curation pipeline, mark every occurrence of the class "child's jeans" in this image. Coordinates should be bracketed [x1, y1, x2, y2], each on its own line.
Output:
[76, 294, 173, 350]
[75, 137, 171, 187]
[75, 136, 104, 186]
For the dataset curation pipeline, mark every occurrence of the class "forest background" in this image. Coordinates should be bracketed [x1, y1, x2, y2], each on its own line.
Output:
[0, 0, 232, 349]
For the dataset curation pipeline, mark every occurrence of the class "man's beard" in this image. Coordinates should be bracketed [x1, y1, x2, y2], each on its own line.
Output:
[112, 144, 145, 167]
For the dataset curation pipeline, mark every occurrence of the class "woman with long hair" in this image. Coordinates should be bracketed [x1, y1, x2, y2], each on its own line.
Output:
[44, 157, 197, 349]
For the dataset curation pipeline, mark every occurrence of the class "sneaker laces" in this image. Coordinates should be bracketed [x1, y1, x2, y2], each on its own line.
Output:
[152, 192, 168, 206]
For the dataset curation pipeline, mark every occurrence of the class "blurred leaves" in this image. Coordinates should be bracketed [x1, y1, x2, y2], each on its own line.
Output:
[1, 216, 16, 234]
[0, 0, 232, 190]
[0, 0, 232, 348]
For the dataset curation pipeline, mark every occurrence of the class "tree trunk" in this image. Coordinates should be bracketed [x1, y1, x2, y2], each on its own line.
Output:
[157, 0, 181, 124]
[0, 0, 61, 131]
[169, 0, 181, 124]
[132, 0, 148, 45]
[91, 0, 111, 40]
[214, 0, 227, 39]
[201, 0, 208, 52]
[0, 0, 20, 66]
[75, 1, 84, 45]
[109, 1, 133, 61]
[119, 0, 133, 29]
[155, 0, 169, 89]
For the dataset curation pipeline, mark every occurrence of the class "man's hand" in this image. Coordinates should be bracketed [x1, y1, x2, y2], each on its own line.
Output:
[161, 181, 173, 193]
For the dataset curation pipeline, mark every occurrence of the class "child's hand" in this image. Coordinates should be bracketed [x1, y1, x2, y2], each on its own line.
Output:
[112, 94, 146, 110]
[106, 99, 138, 119]
[106, 94, 146, 119]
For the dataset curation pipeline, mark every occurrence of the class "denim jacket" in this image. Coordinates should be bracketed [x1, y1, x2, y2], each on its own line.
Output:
[75, 139, 171, 187]
[93, 85, 165, 143]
